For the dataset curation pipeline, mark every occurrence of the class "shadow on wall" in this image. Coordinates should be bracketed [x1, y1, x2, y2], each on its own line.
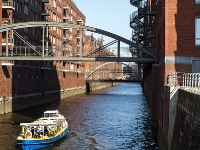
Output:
[8, 62, 61, 113]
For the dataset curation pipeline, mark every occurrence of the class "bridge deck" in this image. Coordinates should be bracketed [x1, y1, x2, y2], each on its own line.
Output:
[86, 79, 144, 83]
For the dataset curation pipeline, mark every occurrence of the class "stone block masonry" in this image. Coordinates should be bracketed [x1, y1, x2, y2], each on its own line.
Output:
[171, 89, 200, 150]
[156, 86, 200, 150]
[0, 83, 119, 114]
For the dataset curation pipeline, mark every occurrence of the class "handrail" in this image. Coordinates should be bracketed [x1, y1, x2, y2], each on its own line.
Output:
[168, 72, 200, 94]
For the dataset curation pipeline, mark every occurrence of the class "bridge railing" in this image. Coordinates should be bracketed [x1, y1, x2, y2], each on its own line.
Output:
[168, 72, 200, 94]
[1, 46, 52, 56]
[0, 45, 75, 57]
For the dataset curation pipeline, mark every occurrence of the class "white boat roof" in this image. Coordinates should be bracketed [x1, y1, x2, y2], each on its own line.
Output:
[20, 119, 65, 126]
[19, 110, 66, 126]
[20, 122, 57, 126]
[44, 110, 59, 113]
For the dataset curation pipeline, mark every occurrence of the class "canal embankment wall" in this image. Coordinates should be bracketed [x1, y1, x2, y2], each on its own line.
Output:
[158, 87, 200, 150]
[170, 88, 200, 150]
[0, 82, 119, 114]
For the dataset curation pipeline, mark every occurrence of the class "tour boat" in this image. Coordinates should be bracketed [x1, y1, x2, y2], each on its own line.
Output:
[16, 110, 69, 150]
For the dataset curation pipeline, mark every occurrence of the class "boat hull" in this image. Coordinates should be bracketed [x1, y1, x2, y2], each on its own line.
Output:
[16, 127, 69, 150]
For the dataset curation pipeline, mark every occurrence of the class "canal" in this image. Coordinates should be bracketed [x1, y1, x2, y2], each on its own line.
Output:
[0, 83, 159, 150]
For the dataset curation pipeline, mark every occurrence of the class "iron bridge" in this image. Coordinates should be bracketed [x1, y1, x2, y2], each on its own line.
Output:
[0, 21, 158, 63]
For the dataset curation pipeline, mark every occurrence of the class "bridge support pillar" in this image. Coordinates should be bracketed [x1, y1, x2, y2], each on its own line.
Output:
[117, 40, 120, 59]
[86, 82, 91, 93]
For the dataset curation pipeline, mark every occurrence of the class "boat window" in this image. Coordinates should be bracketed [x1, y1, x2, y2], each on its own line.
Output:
[50, 113, 58, 117]
[44, 113, 49, 117]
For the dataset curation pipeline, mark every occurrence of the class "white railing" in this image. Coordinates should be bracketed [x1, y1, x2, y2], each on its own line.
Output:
[168, 72, 200, 94]
[168, 72, 184, 87]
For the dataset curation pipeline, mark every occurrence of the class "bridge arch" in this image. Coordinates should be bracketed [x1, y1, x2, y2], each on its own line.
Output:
[0, 21, 158, 62]
[86, 62, 129, 79]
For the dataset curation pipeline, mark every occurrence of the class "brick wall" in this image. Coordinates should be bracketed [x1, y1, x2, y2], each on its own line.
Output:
[145, 1, 200, 149]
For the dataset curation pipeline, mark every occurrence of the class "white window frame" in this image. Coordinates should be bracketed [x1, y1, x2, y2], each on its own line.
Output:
[195, 18, 200, 46]
[70, 64, 74, 71]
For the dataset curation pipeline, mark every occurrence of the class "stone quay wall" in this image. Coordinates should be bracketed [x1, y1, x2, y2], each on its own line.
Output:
[157, 87, 200, 150]
[0, 82, 119, 114]
[170, 89, 200, 150]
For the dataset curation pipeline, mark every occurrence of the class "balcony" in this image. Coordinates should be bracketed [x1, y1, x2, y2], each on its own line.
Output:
[1, 60, 14, 66]
[2, 37, 14, 46]
[63, 15, 70, 20]
[77, 17, 83, 24]
[63, 6, 70, 9]
[2, 18, 13, 25]
[42, 0, 50, 3]
[63, 67, 69, 72]
[2, 0, 15, 10]
[63, 27, 70, 30]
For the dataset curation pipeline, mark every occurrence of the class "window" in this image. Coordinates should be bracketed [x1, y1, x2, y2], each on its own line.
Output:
[196, 0, 200, 4]
[70, 64, 74, 71]
[53, 13, 56, 21]
[16, 2, 19, 12]
[24, 4, 28, 15]
[20, 3, 22, 14]
[33, 28, 35, 35]
[32, 12, 35, 21]
[53, 0, 56, 7]
[24, 33, 28, 45]
[36, 0, 38, 8]
[195, 18, 200, 46]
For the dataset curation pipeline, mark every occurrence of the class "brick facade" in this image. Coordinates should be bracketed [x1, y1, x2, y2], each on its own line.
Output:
[142, 0, 200, 149]
[138, 0, 200, 149]
[0, 0, 122, 113]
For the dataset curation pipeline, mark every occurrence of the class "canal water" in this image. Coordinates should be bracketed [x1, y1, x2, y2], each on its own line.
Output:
[0, 83, 159, 150]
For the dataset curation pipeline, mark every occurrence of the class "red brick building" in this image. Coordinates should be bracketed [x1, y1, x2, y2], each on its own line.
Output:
[84, 34, 123, 80]
[0, 0, 122, 114]
[0, 0, 99, 113]
[130, 0, 200, 149]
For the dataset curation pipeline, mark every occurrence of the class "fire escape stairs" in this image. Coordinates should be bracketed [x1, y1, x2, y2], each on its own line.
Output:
[130, 0, 143, 8]
[129, 0, 156, 59]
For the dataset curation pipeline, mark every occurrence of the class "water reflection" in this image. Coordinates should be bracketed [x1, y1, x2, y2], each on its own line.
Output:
[0, 83, 159, 150]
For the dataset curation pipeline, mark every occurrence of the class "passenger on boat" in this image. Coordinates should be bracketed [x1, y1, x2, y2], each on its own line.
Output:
[44, 126, 49, 136]
[24, 127, 32, 138]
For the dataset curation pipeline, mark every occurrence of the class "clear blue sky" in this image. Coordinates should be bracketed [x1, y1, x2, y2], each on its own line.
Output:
[74, 0, 137, 47]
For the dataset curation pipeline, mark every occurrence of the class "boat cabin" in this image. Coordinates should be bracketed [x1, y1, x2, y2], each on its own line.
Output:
[43, 110, 60, 118]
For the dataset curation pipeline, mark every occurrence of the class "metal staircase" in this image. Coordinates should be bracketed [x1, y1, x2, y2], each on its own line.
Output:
[129, 0, 156, 58]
